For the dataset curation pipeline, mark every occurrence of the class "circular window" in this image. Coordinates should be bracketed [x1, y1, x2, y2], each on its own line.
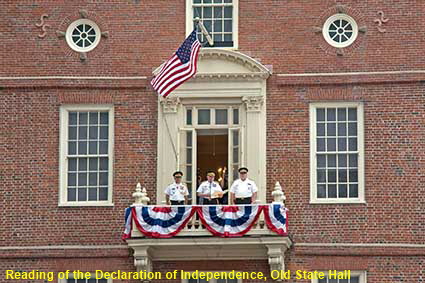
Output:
[65, 19, 101, 52]
[322, 14, 358, 48]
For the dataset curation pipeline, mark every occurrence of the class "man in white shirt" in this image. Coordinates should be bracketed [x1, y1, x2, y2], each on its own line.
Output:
[164, 171, 189, 205]
[197, 171, 223, 205]
[230, 167, 258, 204]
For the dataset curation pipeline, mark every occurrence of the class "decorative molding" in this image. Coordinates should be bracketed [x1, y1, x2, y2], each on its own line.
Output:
[243, 96, 264, 112]
[133, 246, 153, 274]
[35, 14, 50, 38]
[374, 11, 389, 33]
[160, 97, 181, 113]
[266, 244, 290, 279]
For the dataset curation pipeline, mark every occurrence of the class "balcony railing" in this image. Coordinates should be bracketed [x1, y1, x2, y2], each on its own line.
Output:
[128, 182, 286, 238]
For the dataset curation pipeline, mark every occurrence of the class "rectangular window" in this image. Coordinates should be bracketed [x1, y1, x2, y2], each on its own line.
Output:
[59, 105, 114, 206]
[310, 103, 364, 204]
[312, 271, 366, 283]
[186, 0, 238, 48]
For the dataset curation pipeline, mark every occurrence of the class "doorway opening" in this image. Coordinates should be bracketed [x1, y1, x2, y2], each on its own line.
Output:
[196, 129, 229, 204]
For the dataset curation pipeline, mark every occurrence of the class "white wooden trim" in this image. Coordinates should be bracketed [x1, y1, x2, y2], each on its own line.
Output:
[59, 104, 114, 206]
[309, 102, 365, 204]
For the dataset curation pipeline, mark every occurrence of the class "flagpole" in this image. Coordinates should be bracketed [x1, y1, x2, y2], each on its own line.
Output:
[194, 17, 214, 46]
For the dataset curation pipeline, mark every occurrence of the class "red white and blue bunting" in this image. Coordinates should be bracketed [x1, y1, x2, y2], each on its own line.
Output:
[123, 204, 288, 239]
[131, 206, 196, 238]
[263, 203, 288, 236]
[197, 205, 262, 237]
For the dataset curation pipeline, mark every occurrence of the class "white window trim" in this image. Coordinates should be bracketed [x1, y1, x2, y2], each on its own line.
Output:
[181, 271, 243, 283]
[59, 104, 114, 207]
[185, 0, 239, 50]
[311, 270, 367, 283]
[322, 14, 358, 48]
[309, 102, 365, 204]
[58, 273, 113, 283]
[65, 19, 102, 52]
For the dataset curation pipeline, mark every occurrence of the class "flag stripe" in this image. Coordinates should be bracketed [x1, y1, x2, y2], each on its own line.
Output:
[151, 30, 201, 97]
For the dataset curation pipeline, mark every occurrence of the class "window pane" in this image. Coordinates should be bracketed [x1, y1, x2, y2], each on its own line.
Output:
[69, 126, 77, 139]
[89, 172, 97, 186]
[99, 172, 108, 185]
[99, 126, 108, 139]
[99, 187, 108, 200]
[233, 108, 239, 124]
[338, 123, 347, 136]
[100, 112, 108, 124]
[233, 131, 239, 146]
[79, 112, 88, 125]
[69, 112, 78, 125]
[186, 109, 192, 125]
[328, 169, 336, 182]
[89, 141, 98, 154]
[349, 154, 358, 167]
[327, 123, 336, 136]
[317, 169, 326, 182]
[78, 173, 87, 186]
[224, 20, 232, 32]
[317, 184, 326, 198]
[338, 154, 347, 167]
[327, 108, 336, 121]
[69, 158, 77, 171]
[337, 108, 346, 121]
[204, 7, 212, 18]
[78, 141, 87, 154]
[89, 126, 98, 139]
[198, 109, 211, 124]
[68, 142, 77, 155]
[338, 169, 347, 182]
[213, 7, 223, 17]
[348, 122, 357, 136]
[99, 157, 108, 170]
[328, 184, 337, 197]
[68, 188, 76, 201]
[327, 138, 336, 151]
[350, 276, 360, 283]
[349, 169, 358, 182]
[317, 109, 325, 121]
[68, 173, 76, 186]
[328, 185, 336, 198]
[338, 138, 347, 151]
[215, 109, 228, 124]
[233, 147, 239, 163]
[78, 126, 88, 139]
[186, 165, 192, 180]
[77, 188, 87, 201]
[89, 112, 98, 124]
[327, 155, 336, 167]
[317, 138, 325, 151]
[88, 188, 97, 200]
[187, 148, 192, 164]
[78, 158, 87, 171]
[317, 123, 325, 136]
[348, 108, 357, 120]
[339, 184, 348, 197]
[187, 131, 192, 147]
[317, 155, 326, 167]
[99, 141, 108, 154]
[348, 138, 357, 151]
[224, 6, 232, 18]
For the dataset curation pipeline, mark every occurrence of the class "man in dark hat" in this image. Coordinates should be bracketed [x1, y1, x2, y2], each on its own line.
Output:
[164, 171, 189, 205]
[229, 167, 258, 204]
[197, 170, 223, 205]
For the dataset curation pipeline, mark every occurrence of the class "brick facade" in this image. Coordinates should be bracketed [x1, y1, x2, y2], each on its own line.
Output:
[1, 1, 424, 283]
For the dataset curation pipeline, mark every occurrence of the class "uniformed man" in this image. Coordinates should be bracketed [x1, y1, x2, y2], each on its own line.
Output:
[197, 170, 223, 205]
[164, 171, 189, 205]
[230, 167, 258, 204]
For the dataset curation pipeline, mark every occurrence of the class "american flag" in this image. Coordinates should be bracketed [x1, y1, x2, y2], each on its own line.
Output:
[151, 30, 201, 98]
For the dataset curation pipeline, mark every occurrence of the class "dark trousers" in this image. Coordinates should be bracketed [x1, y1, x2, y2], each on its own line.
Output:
[201, 198, 219, 205]
[235, 197, 252, 204]
[170, 200, 185, 205]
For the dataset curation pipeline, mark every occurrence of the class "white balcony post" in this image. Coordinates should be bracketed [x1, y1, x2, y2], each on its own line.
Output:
[133, 182, 150, 205]
[271, 181, 286, 206]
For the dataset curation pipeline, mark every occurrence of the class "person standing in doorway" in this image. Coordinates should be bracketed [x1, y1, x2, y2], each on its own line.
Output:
[165, 171, 189, 205]
[230, 167, 258, 204]
[197, 170, 223, 205]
